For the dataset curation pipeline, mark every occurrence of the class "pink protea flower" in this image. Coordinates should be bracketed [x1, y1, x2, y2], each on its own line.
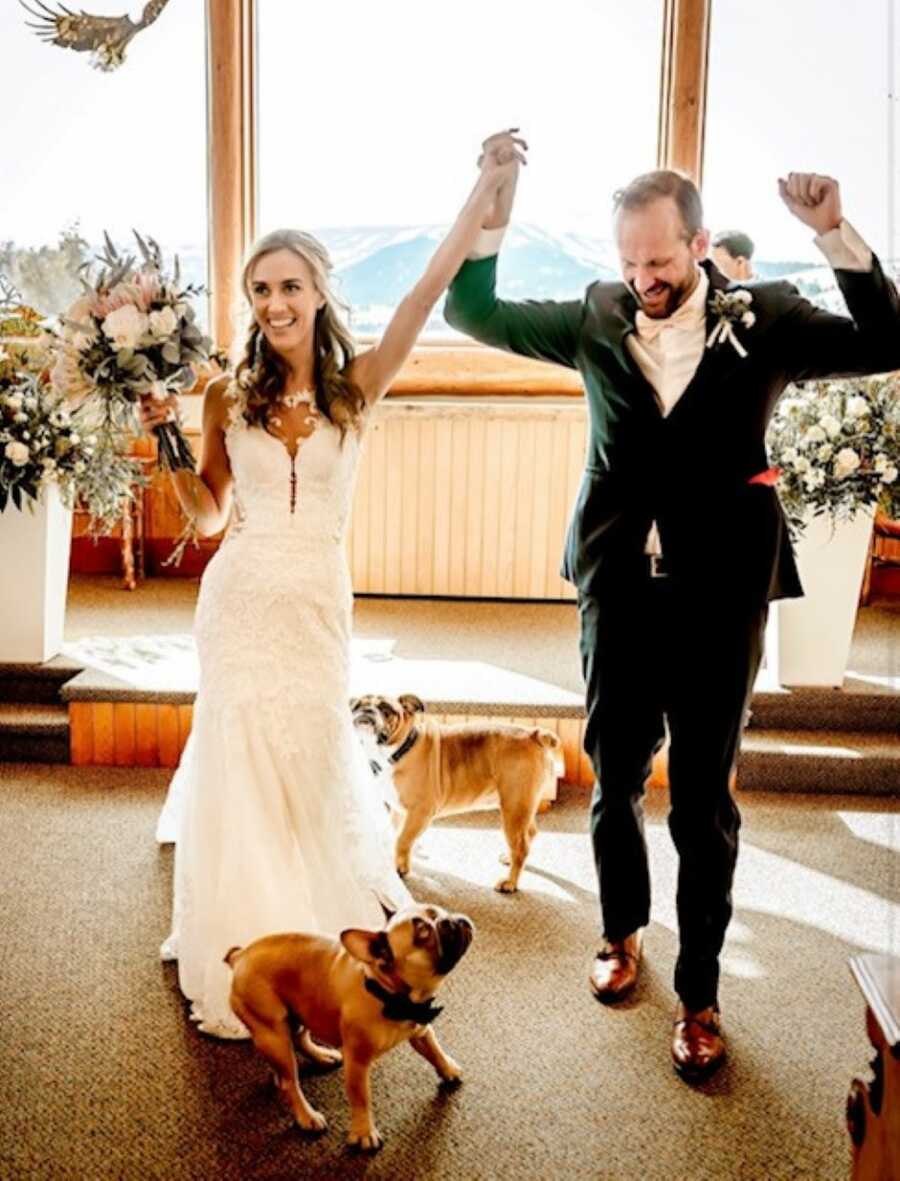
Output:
[132, 268, 163, 310]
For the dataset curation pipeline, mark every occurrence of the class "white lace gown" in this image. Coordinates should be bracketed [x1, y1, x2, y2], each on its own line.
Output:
[156, 388, 410, 1038]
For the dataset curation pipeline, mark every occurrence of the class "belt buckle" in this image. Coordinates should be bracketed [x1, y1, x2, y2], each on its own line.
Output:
[649, 554, 668, 579]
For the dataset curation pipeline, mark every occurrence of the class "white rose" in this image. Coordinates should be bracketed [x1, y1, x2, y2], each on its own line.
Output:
[881, 465, 898, 485]
[781, 447, 799, 464]
[803, 469, 826, 491]
[834, 447, 861, 478]
[804, 425, 826, 444]
[741, 311, 756, 329]
[794, 455, 810, 473]
[874, 453, 889, 473]
[821, 414, 842, 439]
[4, 441, 30, 467]
[846, 395, 869, 419]
[817, 443, 833, 462]
[14, 412, 27, 424]
[148, 306, 178, 338]
[74, 461, 86, 474]
[102, 304, 149, 350]
[734, 290, 752, 305]
[4, 393, 23, 412]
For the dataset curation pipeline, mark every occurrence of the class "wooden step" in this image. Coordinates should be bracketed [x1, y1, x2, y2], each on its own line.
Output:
[738, 729, 900, 795]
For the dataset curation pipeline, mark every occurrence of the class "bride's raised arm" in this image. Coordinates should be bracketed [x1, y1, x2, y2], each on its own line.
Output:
[349, 133, 525, 405]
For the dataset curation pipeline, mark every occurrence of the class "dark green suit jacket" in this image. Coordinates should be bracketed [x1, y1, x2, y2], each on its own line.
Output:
[444, 254, 900, 606]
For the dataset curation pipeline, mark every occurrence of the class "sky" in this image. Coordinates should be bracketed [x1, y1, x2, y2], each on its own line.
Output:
[3, 0, 898, 264]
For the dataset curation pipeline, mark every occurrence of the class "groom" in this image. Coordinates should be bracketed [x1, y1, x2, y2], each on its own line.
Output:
[445, 132, 900, 1081]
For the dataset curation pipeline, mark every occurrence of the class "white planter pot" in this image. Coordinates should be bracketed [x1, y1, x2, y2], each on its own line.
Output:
[765, 509, 874, 688]
[0, 484, 73, 663]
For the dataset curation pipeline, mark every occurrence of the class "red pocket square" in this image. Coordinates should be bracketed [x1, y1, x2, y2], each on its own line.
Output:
[748, 467, 781, 486]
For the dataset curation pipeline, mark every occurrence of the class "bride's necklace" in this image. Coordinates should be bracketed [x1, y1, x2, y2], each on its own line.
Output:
[279, 387, 316, 409]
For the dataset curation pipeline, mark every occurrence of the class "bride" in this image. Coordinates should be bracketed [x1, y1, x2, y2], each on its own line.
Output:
[140, 136, 525, 1038]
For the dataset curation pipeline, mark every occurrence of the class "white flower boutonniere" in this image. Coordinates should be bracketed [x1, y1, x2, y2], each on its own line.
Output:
[706, 289, 756, 358]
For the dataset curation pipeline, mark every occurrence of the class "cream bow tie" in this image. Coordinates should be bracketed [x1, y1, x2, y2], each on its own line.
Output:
[634, 299, 700, 343]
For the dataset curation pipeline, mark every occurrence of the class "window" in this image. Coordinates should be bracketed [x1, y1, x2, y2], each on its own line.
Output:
[258, 0, 664, 337]
[704, 0, 898, 309]
[3, 2, 208, 326]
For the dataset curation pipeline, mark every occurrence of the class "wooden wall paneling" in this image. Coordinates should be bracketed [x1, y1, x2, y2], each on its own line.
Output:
[113, 703, 136, 767]
[69, 703, 94, 767]
[399, 416, 420, 595]
[134, 704, 159, 768]
[463, 412, 487, 596]
[157, 704, 181, 769]
[432, 417, 453, 593]
[92, 703, 115, 766]
[415, 415, 437, 595]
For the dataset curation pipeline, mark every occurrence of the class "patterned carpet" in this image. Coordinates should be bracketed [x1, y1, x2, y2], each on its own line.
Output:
[1, 766, 898, 1180]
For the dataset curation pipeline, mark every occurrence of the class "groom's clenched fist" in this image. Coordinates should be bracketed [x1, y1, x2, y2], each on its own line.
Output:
[778, 172, 842, 236]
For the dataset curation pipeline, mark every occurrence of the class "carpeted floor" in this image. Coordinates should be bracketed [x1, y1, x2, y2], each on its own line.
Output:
[1, 765, 898, 1180]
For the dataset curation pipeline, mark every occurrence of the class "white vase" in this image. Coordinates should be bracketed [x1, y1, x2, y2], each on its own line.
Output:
[765, 509, 874, 688]
[0, 484, 73, 664]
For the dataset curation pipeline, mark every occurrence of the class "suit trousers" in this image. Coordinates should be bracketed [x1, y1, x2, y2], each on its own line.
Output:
[578, 565, 768, 1010]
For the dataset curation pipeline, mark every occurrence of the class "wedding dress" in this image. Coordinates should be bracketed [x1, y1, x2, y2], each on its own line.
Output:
[156, 383, 410, 1038]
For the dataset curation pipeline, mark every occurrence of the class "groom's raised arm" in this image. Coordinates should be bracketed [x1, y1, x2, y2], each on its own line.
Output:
[444, 131, 583, 369]
[444, 251, 583, 370]
[774, 173, 900, 381]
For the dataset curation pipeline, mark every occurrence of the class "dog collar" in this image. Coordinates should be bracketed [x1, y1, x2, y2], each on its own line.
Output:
[369, 726, 420, 777]
[364, 975, 443, 1025]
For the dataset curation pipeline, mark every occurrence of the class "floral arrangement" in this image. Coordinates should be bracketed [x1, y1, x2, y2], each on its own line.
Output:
[767, 374, 900, 536]
[51, 232, 211, 471]
[0, 334, 141, 527]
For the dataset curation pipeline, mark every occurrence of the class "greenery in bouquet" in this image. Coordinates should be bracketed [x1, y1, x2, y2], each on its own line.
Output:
[767, 374, 900, 537]
[0, 346, 140, 527]
[51, 231, 212, 472]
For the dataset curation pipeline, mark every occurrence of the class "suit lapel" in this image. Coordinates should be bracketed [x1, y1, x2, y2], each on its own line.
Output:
[591, 285, 662, 414]
[673, 261, 751, 408]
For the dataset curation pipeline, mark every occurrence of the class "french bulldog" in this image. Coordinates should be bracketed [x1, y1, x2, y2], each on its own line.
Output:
[225, 901, 473, 1151]
[352, 693, 564, 892]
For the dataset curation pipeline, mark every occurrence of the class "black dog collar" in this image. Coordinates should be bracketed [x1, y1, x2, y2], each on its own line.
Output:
[369, 726, 420, 777]
[364, 975, 443, 1025]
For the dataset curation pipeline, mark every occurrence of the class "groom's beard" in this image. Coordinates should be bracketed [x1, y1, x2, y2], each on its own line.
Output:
[630, 269, 699, 319]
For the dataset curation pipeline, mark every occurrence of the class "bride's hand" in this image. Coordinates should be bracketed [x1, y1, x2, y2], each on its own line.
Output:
[137, 390, 180, 434]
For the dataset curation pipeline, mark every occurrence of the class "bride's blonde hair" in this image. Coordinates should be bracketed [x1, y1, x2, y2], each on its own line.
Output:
[235, 229, 365, 438]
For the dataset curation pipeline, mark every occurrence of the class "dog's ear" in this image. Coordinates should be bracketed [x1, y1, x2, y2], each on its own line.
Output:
[399, 694, 425, 717]
[349, 697, 361, 713]
[341, 928, 394, 967]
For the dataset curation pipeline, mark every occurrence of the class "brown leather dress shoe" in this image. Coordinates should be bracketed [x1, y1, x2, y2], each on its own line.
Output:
[588, 930, 643, 1003]
[671, 1004, 726, 1082]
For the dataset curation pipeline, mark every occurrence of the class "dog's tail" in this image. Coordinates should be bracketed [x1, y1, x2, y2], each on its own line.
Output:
[533, 729, 565, 779]
[223, 946, 243, 968]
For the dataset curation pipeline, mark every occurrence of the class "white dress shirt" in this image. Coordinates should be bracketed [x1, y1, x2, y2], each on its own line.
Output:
[466, 220, 874, 555]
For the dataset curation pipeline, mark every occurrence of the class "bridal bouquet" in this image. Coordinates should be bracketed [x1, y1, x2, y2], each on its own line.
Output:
[767, 374, 900, 536]
[0, 337, 140, 527]
[51, 232, 212, 471]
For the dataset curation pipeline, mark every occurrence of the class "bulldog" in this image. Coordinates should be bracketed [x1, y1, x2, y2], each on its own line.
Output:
[226, 901, 473, 1152]
[351, 693, 564, 893]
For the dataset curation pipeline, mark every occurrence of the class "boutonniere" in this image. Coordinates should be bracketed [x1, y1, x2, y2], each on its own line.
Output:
[706, 289, 756, 358]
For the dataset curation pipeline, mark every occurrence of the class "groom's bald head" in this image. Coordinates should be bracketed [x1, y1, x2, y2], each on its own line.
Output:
[613, 170, 704, 241]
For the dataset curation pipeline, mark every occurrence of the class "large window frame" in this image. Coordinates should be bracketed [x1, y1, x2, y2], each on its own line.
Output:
[205, 0, 710, 395]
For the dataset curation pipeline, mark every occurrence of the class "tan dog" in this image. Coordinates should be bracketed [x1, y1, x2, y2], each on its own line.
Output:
[351, 694, 564, 893]
[226, 902, 473, 1152]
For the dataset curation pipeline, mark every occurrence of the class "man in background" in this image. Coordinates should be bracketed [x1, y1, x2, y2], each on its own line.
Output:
[711, 229, 755, 280]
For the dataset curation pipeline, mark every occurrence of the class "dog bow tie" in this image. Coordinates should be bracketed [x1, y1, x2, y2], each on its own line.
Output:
[364, 976, 443, 1025]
